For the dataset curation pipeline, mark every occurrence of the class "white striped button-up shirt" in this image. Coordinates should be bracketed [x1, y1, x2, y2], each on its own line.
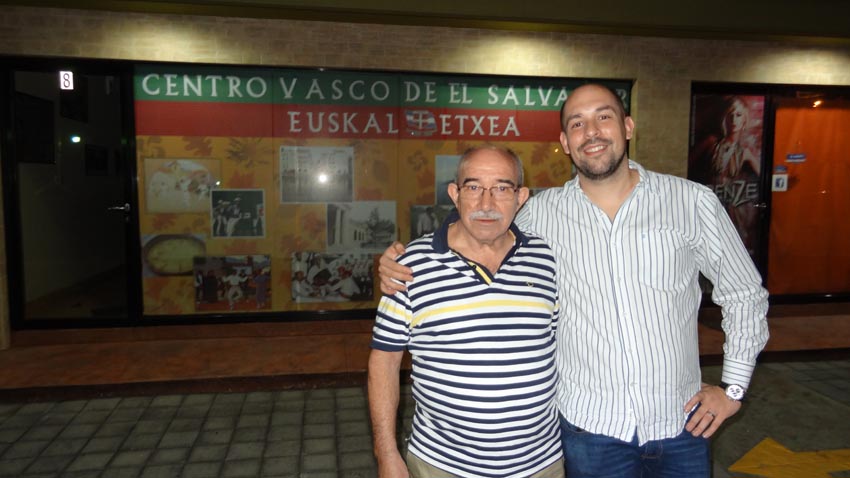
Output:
[515, 160, 769, 444]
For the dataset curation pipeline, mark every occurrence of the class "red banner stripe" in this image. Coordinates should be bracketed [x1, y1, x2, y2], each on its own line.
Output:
[135, 101, 562, 141]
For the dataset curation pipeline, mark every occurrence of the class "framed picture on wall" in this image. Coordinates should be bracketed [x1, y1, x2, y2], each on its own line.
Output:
[211, 189, 266, 238]
[280, 145, 354, 203]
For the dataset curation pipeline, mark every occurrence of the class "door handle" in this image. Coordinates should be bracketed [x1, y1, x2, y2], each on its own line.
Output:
[108, 202, 130, 213]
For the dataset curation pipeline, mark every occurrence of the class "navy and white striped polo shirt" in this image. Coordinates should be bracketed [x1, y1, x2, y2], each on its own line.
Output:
[371, 212, 562, 478]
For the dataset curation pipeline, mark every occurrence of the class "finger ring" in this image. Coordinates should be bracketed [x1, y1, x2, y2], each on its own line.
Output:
[707, 411, 716, 418]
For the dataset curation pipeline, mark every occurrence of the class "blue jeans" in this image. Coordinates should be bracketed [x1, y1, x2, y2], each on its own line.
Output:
[559, 414, 710, 478]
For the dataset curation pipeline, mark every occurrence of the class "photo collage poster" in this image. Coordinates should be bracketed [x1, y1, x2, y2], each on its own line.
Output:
[134, 64, 631, 316]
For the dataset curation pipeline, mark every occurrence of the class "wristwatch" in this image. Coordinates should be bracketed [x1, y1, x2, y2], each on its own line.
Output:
[720, 382, 746, 401]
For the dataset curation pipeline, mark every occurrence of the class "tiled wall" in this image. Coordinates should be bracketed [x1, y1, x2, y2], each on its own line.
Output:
[0, 5, 848, 343]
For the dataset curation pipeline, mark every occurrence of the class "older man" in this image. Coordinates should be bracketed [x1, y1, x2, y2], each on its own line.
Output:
[368, 145, 564, 478]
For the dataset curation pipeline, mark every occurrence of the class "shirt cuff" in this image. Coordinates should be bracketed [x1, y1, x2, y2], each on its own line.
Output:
[721, 357, 756, 389]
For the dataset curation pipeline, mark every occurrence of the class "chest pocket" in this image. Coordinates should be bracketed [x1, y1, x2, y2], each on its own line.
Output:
[635, 230, 690, 291]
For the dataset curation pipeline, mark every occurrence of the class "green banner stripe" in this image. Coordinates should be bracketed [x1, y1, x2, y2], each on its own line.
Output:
[134, 65, 631, 111]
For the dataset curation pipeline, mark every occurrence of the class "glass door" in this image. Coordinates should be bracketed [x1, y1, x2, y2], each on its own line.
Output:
[2, 60, 140, 324]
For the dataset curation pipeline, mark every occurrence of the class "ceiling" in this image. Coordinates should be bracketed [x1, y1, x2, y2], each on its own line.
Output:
[7, 0, 850, 44]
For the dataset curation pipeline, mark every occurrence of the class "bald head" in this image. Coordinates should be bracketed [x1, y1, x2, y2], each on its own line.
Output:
[560, 84, 628, 133]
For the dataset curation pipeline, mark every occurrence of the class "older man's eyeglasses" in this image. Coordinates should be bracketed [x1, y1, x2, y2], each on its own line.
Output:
[458, 184, 518, 200]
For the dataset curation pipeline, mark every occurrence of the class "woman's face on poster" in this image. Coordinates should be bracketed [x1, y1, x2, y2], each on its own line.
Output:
[724, 100, 747, 134]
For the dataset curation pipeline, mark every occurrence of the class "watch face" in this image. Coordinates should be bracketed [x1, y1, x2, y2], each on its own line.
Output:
[725, 384, 745, 401]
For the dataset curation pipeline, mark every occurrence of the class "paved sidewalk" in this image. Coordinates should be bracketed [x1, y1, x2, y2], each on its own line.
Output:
[1, 359, 848, 478]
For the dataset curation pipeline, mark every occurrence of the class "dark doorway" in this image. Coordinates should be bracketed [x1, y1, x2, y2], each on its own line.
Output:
[2, 59, 140, 325]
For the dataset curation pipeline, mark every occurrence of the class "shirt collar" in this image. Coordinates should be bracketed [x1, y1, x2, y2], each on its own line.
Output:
[431, 209, 529, 253]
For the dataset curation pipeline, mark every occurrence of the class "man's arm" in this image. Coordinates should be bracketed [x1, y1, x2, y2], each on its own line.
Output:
[686, 189, 769, 437]
[378, 242, 413, 295]
[368, 349, 409, 478]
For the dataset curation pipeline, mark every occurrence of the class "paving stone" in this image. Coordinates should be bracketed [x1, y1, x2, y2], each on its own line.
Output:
[264, 439, 301, 458]
[100, 467, 143, 478]
[262, 455, 299, 475]
[337, 421, 370, 437]
[141, 408, 177, 421]
[267, 426, 302, 441]
[41, 438, 88, 456]
[139, 463, 183, 478]
[1, 440, 50, 459]
[225, 442, 264, 461]
[196, 429, 233, 446]
[167, 418, 204, 433]
[117, 397, 154, 409]
[221, 458, 261, 477]
[111, 450, 152, 467]
[133, 420, 170, 435]
[65, 452, 115, 472]
[95, 421, 135, 437]
[305, 411, 334, 425]
[17, 403, 55, 415]
[51, 401, 86, 413]
[236, 414, 268, 428]
[271, 412, 303, 426]
[0, 457, 33, 476]
[340, 468, 378, 478]
[21, 425, 63, 441]
[150, 447, 189, 464]
[303, 424, 334, 439]
[339, 451, 376, 470]
[109, 408, 147, 423]
[304, 399, 334, 411]
[122, 433, 163, 450]
[83, 398, 121, 412]
[0, 427, 27, 444]
[203, 416, 237, 430]
[188, 444, 228, 462]
[232, 427, 265, 442]
[24, 454, 74, 473]
[150, 396, 184, 408]
[336, 408, 367, 423]
[59, 423, 100, 439]
[81, 436, 124, 453]
[179, 394, 213, 406]
[158, 430, 199, 448]
[38, 412, 76, 426]
[303, 438, 335, 455]
[338, 435, 373, 453]
[301, 452, 337, 471]
[181, 461, 221, 478]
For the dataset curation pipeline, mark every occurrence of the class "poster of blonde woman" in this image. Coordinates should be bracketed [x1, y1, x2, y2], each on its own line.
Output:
[689, 94, 766, 262]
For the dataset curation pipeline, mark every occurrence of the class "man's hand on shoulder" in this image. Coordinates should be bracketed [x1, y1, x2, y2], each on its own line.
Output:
[684, 383, 742, 438]
[379, 241, 413, 295]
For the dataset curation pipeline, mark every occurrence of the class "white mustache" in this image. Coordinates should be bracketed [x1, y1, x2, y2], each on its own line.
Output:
[469, 210, 503, 221]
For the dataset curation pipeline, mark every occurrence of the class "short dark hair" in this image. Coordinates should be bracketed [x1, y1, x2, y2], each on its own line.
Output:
[455, 144, 524, 186]
[559, 83, 628, 132]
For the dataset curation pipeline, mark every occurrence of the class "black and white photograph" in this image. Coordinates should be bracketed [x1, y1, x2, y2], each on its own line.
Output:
[210, 189, 265, 238]
[326, 201, 396, 253]
[435, 154, 461, 206]
[280, 145, 354, 203]
[291, 252, 374, 303]
[410, 204, 455, 240]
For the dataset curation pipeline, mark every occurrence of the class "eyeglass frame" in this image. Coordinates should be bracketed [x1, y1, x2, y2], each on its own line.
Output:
[455, 182, 520, 200]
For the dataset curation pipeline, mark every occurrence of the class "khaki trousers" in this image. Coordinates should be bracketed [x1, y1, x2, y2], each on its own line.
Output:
[406, 451, 565, 478]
